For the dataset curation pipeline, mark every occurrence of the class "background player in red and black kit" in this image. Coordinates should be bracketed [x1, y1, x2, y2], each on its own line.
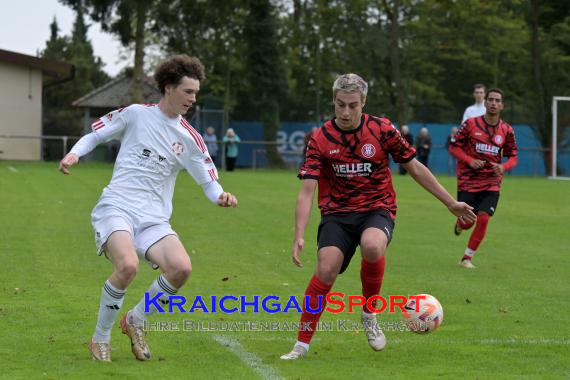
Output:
[449, 88, 518, 269]
[280, 73, 476, 360]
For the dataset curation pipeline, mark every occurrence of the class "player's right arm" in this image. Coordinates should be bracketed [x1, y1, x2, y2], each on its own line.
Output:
[449, 145, 485, 169]
[449, 121, 485, 169]
[59, 133, 102, 174]
[59, 107, 129, 174]
[292, 179, 317, 268]
[59, 152, 80, 175]
[293, 129, 323, 267]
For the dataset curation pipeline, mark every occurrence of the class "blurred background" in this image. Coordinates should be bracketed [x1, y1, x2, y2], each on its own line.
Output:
[0, 0, 569, 176]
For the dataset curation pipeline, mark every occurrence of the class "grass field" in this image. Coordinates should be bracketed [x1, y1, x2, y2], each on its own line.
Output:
[1, 161, 569, 379]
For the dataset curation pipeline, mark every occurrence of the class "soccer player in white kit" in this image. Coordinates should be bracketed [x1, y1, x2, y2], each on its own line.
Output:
[462, 84, 486, 122]
[59, 55, 238, 362]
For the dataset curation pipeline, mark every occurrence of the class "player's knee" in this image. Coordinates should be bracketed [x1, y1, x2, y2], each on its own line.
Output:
[317, 272, 337, 285]
[116, 259, 139, 281]
[316, 265, 339, 285]
[360, 240, 386, 261]
[177, 264, 192, 281]
[168, 262, 192, 287]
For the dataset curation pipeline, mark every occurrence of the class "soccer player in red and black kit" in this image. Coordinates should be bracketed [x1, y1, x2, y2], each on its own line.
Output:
[280, 74, 476, 360]
[449, 88, 518, 269]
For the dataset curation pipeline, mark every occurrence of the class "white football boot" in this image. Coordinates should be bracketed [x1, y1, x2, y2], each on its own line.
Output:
[361, 311, 387, 351]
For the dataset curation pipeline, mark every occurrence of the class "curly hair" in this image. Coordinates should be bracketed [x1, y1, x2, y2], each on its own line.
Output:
[154, 55, 206, 94]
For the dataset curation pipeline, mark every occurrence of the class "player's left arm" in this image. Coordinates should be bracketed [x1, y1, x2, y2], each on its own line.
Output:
[491, 126, 518, 175]
[384, 121, 474, 222]
[184, 135, 237, 208]
[201, 181, 237, 207]
[402, 159, 476, 223]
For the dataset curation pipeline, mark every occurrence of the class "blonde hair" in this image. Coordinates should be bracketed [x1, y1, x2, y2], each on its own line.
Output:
[333, 73, 368, 103]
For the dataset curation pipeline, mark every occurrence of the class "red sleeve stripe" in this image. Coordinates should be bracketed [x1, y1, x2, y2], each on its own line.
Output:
[180, 118, 207, 153]
[92, 119, 105, 131]
[180, 118, 206, 151]
[208, 169, 218, 181]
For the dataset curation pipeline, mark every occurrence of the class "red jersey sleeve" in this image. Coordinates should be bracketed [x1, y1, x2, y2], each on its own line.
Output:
[449, 121, 477, 164]
[91, 106, 129, 142]
[381, 121, 416, 163]
[298, 134, 322, 180]
[502, 125, 518, 157]
[450, 121, 470, 149]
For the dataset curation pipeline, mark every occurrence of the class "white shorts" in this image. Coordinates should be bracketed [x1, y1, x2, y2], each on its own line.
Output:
[91, 203, 177, 269]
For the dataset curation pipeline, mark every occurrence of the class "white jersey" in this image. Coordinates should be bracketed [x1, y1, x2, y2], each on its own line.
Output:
[88, 104, 217, 221]
[462, 103, 486, 122]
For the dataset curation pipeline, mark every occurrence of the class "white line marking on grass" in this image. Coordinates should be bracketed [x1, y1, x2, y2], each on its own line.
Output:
[213, 335, 284, 380]
[387, 337, 570, 346]
[478, 337, 570, 345]
[7, 166, 18, 173]
[239, 335, 569, 346]
[239, 335, 320, 343]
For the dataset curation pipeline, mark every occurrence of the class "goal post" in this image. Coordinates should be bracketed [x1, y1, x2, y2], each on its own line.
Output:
[551, 96, 570, 180]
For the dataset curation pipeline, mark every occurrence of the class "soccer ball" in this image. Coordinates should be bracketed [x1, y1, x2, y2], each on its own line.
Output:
[402, 294, 444, 334]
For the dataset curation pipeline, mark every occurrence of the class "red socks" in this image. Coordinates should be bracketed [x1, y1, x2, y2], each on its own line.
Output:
[457, 217, 475, 231]
[298, 275, 332, 344]
[462, 212, 490, 260]
[360, 256, 386, 313]
[297, 256, 386, 343]
[467, 212, 490, 251]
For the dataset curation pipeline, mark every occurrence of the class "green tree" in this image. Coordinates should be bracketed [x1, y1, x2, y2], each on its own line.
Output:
[381, 0, 407, 126]
[41, 9, 108, 157]
[59, 0, 157, 103]
[283, 0, 394, 122]
[243, 0, 288, 167]
[528, 0, 570, 173]
[404, 1, 530, 122]
[154, 0, 247, 116]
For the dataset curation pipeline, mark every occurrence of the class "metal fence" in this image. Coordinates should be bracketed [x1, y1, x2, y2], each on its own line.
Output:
[0, 134, 556, 177]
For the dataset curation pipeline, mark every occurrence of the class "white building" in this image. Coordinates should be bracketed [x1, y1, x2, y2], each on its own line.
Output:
[0, 49, 73, 160]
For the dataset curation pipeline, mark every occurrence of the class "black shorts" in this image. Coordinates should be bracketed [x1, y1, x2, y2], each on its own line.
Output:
[317, 209, 395, 275]
[458, 191, 500, 216]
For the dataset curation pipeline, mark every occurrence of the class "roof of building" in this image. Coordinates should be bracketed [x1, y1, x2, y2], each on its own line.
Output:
[0, 48, 74, 78]
[72, 75, 162, 108]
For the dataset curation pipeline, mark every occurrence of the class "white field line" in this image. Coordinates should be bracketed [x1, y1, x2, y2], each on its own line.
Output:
[7, 166, 18, 173]
[213, 334, 284, 380]
[237, 335, 569, 345]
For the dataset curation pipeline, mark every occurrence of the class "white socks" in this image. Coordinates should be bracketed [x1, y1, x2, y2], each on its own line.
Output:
[130, 275, 178, 326]
[464, 248, 476, 259]
[92, 280, 126, 343]
[92, 275, 178, 341]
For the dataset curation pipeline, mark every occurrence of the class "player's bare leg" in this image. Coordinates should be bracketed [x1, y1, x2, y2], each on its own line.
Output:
[90, 231, 139, 362]
[123, 235, 192, 361]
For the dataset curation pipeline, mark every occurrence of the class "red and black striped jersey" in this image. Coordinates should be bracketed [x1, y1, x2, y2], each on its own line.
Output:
[450, 116, 518, 192]
[298, 114, 416, 219]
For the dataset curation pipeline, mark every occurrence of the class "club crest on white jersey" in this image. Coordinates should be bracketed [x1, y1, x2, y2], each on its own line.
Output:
[172, 142, 184, 155]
